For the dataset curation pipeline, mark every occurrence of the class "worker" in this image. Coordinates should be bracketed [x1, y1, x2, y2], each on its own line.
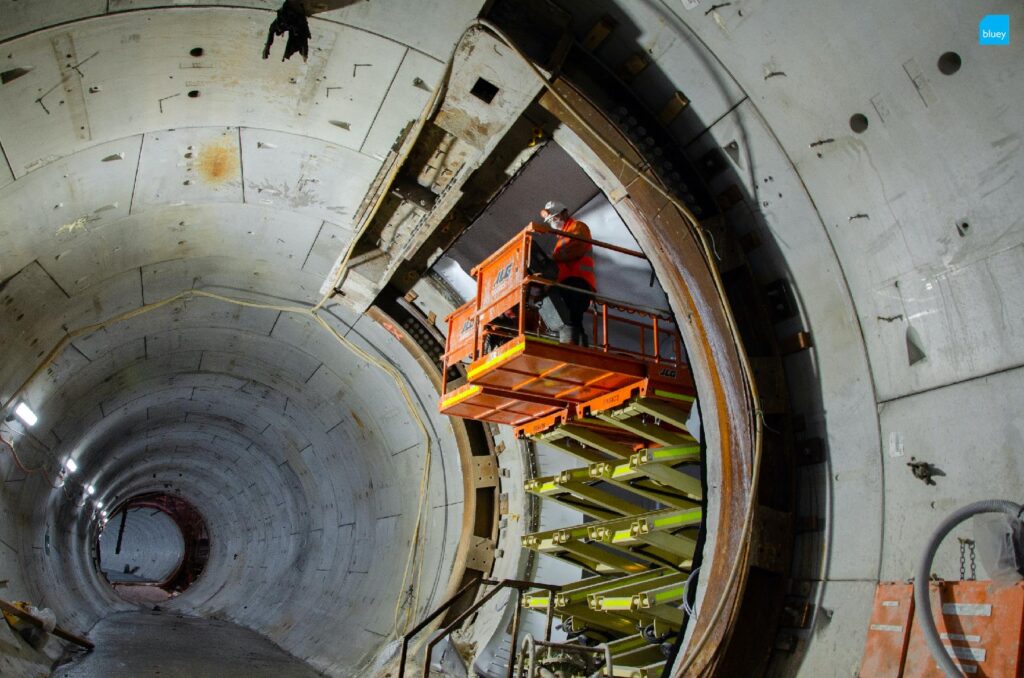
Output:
[530, 200, 596, 345]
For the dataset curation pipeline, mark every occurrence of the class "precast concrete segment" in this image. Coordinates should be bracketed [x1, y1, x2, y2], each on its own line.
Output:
[53, 611, 327, 678]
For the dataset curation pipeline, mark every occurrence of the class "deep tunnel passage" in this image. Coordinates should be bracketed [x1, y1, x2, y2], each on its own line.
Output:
[97, 492, 210, 605]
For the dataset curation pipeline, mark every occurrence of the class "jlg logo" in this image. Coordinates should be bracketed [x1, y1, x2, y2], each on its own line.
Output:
[491, 263, 514, 291]
[660, 368, 678, 378]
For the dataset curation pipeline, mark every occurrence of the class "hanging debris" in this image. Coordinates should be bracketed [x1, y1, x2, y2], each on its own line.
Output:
[262, 1, 311, 63]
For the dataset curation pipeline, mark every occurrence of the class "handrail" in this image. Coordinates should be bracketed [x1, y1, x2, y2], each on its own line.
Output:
[398, 578, 561, 678]
[527, 224, 648, 260]
[470, 225, 647, 275]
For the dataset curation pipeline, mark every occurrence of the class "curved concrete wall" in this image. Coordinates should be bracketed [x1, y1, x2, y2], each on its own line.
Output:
[99, 507, 185, 584]
[548, 1, 1023, 674]
[0, 4, 478, 676]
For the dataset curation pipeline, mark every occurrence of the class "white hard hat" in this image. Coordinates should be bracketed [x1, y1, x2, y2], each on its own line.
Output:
[543, 200, 568, 214]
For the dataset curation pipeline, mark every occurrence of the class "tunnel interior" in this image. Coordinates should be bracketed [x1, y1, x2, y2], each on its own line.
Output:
[1, 1, 1022, 678]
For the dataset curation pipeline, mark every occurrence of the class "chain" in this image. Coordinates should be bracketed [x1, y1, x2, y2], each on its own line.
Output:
[958, 538, 977, 581]
[969, 540, 977, 580]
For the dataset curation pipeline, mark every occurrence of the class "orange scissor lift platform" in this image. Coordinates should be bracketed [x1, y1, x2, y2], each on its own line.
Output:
[437, 228, 701, 676]
[438, 227, 694, 438]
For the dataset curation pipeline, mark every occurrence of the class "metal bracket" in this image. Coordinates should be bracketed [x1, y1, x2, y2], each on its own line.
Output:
[473, 456, 499, 488]
[466, 535, 496, 571]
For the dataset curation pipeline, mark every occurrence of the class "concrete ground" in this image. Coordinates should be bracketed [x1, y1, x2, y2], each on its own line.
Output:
[52, 611, 325, 678]
[109, 584, 173, 606]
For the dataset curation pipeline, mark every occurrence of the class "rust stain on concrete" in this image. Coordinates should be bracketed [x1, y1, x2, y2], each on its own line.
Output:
[196, 141, 239, 184]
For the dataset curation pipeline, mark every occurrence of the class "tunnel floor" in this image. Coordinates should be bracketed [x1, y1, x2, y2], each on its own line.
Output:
[52, 611, 325, 678]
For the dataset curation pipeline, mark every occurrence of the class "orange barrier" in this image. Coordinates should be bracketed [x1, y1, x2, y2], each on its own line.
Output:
[860, 580, 1024, 677]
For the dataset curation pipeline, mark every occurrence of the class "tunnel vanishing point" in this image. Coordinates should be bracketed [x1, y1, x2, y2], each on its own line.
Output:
[0, 1, 1021, 677]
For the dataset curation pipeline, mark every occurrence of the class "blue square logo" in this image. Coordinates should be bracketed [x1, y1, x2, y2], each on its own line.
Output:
[979, 15, 1010, 45]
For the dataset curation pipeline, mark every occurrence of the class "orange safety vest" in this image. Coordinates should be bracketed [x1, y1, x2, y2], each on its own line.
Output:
[553, 218, 596, 291]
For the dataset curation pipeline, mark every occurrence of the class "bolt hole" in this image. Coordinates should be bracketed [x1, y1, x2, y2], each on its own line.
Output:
[938, 51, 961, 75]
[849, 113, 869, 134]
[189, 47, 204, 58]
[187, 90, 200, 98]
[958, 221, 970, 237]
[470, 77, 499, 104]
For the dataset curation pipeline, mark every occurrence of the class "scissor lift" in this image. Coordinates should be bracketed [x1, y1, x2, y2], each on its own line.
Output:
[438, 227, 701, 675]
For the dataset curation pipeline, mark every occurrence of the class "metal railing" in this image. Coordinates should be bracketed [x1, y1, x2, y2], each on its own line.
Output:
[398, 578, 560, 678]
[440, 227, 683, 394]
[518, 634, 613, 678]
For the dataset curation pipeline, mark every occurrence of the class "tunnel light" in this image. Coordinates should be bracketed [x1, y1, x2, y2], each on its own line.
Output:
[14, 403, 37, 427]
[95, 500, 104, 509]
[64, 458, 78, 474]
[100, 510, 107, 518]
[86, 484, 95, 496]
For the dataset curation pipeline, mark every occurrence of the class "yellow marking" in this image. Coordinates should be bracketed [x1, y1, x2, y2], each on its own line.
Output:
[653, 389, 695, 402]
[595, 596, 634, 611]
[441, 385, 480, 409]
[651, 510, 701, 530]
[467, 340, 526, 379]
[646, 446, 700, 462]
[611, 528, 634, 543]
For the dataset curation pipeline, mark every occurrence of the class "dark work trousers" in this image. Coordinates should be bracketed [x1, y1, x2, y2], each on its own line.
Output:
[556, 277, 595, 346]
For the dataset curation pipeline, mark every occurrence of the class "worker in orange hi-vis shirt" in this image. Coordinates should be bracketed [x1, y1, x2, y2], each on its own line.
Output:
[529, 200, 596, 346]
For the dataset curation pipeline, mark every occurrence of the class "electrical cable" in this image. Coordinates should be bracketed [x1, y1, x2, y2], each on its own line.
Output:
[0, 428, 74, 497]
[0, 430, 45, 476]
[682, 566, 700, 617]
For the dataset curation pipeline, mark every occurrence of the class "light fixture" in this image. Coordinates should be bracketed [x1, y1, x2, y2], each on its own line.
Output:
[14, 403, 37, 427]
[64, 458, 78, 473]
[95, 500, 104, 509]
[86, 484, 95, 496]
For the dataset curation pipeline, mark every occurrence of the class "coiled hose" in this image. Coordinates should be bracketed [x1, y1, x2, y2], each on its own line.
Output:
[914, 500, 1022, 677]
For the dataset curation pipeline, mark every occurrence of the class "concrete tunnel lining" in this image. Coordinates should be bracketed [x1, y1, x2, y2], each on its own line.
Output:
[0, 7, 489, 671]
[2, 1, 1020, 676]
[4, 289, 469, 671]
[5, 281, 477, 662]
